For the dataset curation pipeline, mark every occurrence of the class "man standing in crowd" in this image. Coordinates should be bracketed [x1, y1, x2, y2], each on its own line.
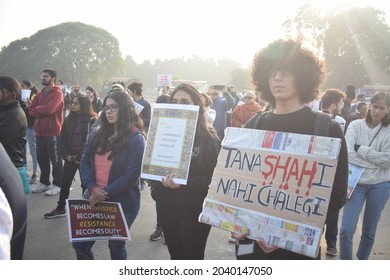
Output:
[233, 38, 348, 260]
[28, 69, 64, 196]
[128, 81, 151, 190]
[209, 85, 235, 140]
[320, 88, 347, 256]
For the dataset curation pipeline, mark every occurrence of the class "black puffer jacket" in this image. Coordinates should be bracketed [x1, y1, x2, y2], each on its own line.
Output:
[0, 101, 27, 168]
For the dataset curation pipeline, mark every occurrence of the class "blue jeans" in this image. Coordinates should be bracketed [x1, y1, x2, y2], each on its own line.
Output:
[339, 182, 390, 259]
[27, 128, 38, 175]
[72, 208, 139, 260]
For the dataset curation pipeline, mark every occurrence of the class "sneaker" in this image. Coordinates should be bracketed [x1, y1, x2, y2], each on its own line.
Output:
[228, 236, 236, 243]
[326, 243, 338, 256]
[29, 174, 38, 184]
[45, 185, 61, 196]
[150, 227, 163, 241]
[44, 208, 66, 219]
[139, 180, 147, 190]
[32, 183, 50, 193]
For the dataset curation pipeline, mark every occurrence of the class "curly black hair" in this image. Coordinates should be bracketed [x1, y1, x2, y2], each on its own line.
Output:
[251, 38, 326, 107]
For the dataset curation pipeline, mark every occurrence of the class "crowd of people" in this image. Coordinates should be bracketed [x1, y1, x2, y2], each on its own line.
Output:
[0, 37, 389, 261]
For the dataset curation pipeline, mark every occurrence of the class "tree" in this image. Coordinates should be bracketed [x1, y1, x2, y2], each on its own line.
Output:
[283, 4, 390, 89]
[0, 22, 124, 87]
[323, 8, 390, 88]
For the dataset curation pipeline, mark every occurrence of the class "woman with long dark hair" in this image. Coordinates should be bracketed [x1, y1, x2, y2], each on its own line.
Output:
[44, 94, 97, 218]
[73, 91, 146, 260]
[84, 85, 102, 114]
[151, 83, 221, 259]
[340, 91, 390, 259]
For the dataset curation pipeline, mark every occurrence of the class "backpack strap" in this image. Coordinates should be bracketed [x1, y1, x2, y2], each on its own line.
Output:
[312, 110, 333, 136]
[246, 110, 271, 129]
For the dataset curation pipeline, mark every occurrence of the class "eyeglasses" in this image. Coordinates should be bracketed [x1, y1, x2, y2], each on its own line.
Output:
[244, 96, 253, 100]
[102, 104, 119, 113]
[169, 100, 194, 105]
[268, 69, 292, 78]
[72, 101, 79, 105]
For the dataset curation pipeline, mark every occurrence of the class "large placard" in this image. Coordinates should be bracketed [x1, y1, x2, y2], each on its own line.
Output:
[199, 127, 341, 258]
[66, 199, 129, 242]
[141, 103, 199, 185]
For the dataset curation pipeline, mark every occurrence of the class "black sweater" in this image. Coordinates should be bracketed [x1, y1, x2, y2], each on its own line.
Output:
[0, 102, 27, 168]
[151, 132, 221, 218]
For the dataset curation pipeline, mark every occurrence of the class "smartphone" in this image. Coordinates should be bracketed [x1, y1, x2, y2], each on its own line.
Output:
[213, 85, 225, 90]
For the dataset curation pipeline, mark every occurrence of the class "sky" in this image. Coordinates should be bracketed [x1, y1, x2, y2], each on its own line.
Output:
[1, 0, 389, 67]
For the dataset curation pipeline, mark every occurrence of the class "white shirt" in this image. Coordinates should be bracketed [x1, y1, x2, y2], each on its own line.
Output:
[0, 188, 13, 260]
[334, 115, 346, 132]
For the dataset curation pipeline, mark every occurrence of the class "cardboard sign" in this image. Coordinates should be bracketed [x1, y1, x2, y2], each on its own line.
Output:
[66, 199, 129, 242]
[199, 127, 341, 258]
[141, 103, 199, 185]
[157, 74, 172, 87]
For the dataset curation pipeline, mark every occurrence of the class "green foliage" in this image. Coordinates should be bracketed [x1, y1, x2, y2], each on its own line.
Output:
[0, 22, 250, 96]
[283, 4, 390, 89]
[324, 8, 390, 88]
[0, 22, 124, 87]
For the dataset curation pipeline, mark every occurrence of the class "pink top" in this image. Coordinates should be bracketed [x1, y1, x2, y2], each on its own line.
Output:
[94, 151, 113, 188]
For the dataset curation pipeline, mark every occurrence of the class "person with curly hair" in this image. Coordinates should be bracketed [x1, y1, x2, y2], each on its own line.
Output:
[72, 91, 146, 260]
[232, 38, 348, 260]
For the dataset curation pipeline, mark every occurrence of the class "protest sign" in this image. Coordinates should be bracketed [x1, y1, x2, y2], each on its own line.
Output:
[141, 103, 199, 185]
[199, 127, 341, 258]
[21, 89, 31, 102]
[346, 163, 364, 199]
[157, 74, 172, 87]
[66, 199, 129, 242]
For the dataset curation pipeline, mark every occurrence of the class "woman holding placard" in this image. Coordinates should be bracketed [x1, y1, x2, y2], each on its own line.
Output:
[73, 90, 146, 260]
[340, 91, 390, 260]
[151, 83, 221, 259]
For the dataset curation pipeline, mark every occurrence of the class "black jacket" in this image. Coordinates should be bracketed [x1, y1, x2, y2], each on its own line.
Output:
[0, 101, 27, 168]
[151, 132, 221, 217]
[58, 114, 96, 162]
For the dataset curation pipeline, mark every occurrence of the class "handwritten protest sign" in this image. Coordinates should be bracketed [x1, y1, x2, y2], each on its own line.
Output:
[66, 199, 129, 242]
[157, 74, 172, 87]
[199, 127, 341, 258]
[141, 103, 199, 185]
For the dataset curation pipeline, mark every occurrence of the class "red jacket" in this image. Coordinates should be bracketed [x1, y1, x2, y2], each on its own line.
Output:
[28, 86, 64, 136]
[231, 102, 263, 127]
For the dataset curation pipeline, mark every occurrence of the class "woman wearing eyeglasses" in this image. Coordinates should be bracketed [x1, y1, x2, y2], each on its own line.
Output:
[44, 95, 97, 218]
[230, 91, 263, 128]
[73, 91, 146, 260]
[150, 83, 221, 259]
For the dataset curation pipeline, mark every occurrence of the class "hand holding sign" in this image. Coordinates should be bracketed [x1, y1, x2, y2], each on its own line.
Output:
[161, 173, 181, 189]
[90, 188, 108, 207]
